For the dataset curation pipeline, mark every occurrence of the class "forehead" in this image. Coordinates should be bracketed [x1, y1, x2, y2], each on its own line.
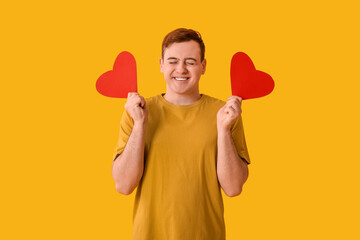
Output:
[164, 40, 201, 60]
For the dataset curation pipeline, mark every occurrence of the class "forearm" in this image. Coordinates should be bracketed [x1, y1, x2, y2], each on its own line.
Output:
[217, 128, 249, 197]
[112, 122, 146, 195]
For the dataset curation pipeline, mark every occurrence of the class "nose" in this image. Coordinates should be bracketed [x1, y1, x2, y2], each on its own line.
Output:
[176, 61, 188, 74]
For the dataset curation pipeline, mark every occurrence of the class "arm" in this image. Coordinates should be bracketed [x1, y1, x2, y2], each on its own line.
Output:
[216, 96, 249, 197]
[111, 93, 148, 195]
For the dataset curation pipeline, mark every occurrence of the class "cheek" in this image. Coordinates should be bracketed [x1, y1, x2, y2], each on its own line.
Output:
[165, 67, 174, 74]
[192, 69, 202, 76]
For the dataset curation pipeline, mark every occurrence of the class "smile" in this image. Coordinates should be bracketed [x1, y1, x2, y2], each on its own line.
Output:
[173, 77, 189, 81]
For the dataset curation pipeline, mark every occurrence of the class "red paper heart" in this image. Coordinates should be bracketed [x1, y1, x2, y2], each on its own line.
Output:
[96, 51, 137, 98]
[231, 52, 274, 100]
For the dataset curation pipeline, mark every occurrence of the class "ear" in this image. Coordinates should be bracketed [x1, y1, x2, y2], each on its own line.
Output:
[160, 57, 164, 73]
[201, 59, 207, 74]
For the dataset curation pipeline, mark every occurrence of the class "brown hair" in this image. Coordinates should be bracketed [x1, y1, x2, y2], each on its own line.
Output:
[162, 28, 205, 61]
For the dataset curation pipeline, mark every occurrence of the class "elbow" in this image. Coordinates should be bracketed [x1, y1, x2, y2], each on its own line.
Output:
[220, 177, 246, 197]
[224, 186, 243, 197]
[115, 183, 135, 195]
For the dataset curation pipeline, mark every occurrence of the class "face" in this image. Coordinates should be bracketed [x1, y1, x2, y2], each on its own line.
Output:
[160, 40, 206, 97]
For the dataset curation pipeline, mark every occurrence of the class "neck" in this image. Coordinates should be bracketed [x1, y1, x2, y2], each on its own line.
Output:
[163, 92, 201, 105]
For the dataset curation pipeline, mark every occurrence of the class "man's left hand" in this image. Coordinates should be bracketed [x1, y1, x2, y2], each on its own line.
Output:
[217, 96, 243, 131]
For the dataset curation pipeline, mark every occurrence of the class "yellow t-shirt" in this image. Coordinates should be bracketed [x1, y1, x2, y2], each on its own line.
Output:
[113, 94, 250, 240]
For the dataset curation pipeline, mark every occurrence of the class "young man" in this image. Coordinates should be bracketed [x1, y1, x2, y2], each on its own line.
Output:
[112, 28, 250, 240]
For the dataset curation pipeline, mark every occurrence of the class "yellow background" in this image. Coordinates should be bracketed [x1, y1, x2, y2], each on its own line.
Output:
[1, 0, 359, 239]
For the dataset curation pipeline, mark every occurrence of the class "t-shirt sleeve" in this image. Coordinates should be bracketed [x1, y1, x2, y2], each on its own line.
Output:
[113, 109, 134, 161]
[231, 115, 251, 164]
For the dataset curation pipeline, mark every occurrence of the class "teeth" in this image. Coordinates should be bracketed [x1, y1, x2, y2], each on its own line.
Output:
[174, 77, 188, 81]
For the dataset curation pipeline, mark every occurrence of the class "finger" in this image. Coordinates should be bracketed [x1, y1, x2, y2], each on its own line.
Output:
[225, 100, 240, 112]
[128, 94, 145, 109]
[227, 98, 242, 109]
[139, 96, 146, 108]
[227, 95, 243, 102]
[227, 97, 242, 107]
[128, 93, 141, 103]
[224, 102, 241, 118]
[127, 92, 137, 98]
[232, 105, 242, 115]
[227, 100, 242, 114]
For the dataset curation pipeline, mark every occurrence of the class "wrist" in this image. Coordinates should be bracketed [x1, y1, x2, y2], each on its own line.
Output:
[133, 120, 147, 130]
[217, 126, 231, 135]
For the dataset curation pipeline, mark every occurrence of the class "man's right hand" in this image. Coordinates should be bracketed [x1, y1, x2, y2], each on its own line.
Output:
[125, 92, 148, 125]
[113, 92, 147, 195]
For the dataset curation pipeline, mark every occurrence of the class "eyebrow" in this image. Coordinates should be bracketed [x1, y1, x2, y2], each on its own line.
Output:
[166, 57, 197, 61]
